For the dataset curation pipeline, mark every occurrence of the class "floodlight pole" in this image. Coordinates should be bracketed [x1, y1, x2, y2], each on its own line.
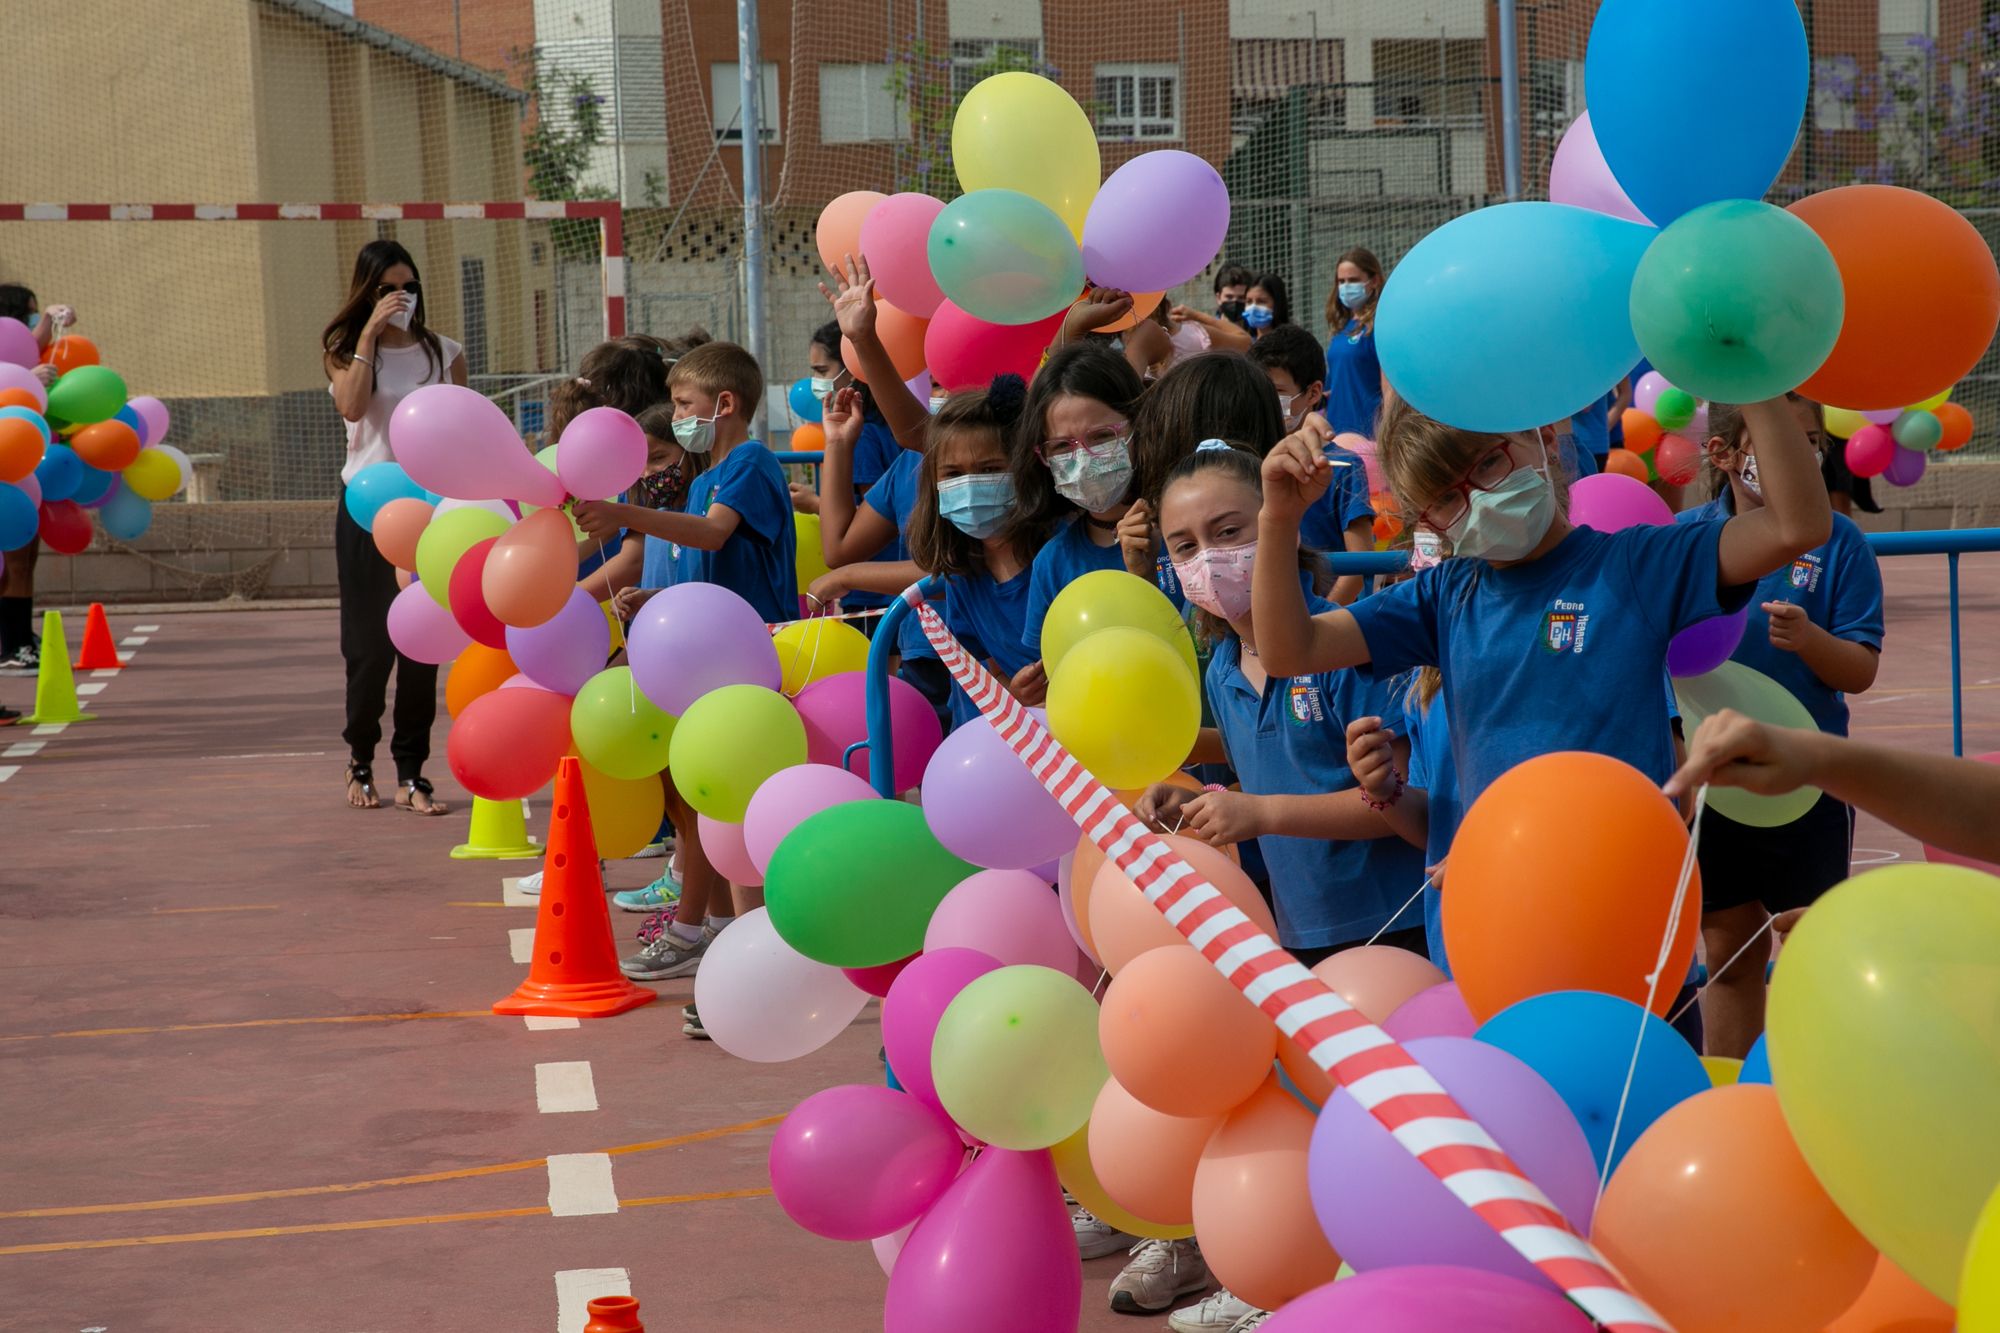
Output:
[1498, 0, 1524, 200]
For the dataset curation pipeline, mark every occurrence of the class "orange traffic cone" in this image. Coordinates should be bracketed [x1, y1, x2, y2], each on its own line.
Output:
[492, 758, 656, 1019]
[584, 1296, 644, 1332]
[74, 602, 124, 670]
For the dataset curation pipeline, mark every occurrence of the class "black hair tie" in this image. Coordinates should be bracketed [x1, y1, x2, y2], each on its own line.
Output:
[986, 373, 1027, 425]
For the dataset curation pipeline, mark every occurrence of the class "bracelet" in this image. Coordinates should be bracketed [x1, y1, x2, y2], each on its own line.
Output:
[1361, 769, 1405, 811]
[1203, 783, 1227, 794]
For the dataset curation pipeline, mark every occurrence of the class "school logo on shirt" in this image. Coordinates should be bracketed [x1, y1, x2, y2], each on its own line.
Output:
[1788, 553, 1823, 592]
[1154, 554, 1180, 597]
[1287, 681, 1326, 726]
[1540, 599, 1590, 655]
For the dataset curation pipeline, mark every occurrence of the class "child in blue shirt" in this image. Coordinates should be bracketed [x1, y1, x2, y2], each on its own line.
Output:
[1247, 325, 1375, 604]
[1321, 247, 1386, 438]
[1673, 393, 1882, 1058]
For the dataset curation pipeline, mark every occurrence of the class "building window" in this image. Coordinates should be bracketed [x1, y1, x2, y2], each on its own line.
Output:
[712, 61, 781, 144]
[820, 62, 909, 143]
[1813, 54, 1861, 132]
[1372, 39, 1484, 128]
[950, 39, 1042, 103]
[1529, 58, 1583, 129]
[1094, 63, 1180, 141]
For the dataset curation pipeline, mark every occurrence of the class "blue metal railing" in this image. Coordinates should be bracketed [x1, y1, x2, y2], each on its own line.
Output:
[861, 578, 943, 795]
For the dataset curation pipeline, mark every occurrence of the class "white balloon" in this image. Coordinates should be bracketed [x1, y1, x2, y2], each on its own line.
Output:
[693, 907, 868, 1062]
[153, 443, 193, 497]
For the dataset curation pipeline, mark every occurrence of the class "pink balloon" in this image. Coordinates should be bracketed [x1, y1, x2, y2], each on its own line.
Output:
[1334, 432, 1386, 493]
[390, 383, 564, 508]
[922, 716, 1079, 870]
[13, 469, 41, 508]
[924, 302, 1069, 392]
[1382, 981, 1477, 1042]
[1632, 370, 1671, 417]
[881, 948, 1002, 1114]
[128, 395, 171, 446]
[843, 953, 917, 998]
[0, 318, 38, 369]
[770, 1084, 966, 1242]
[1548, 112, 1652, 227]
[1845, 423, 1897, 478]
[699, 814, 764, 888]
[1263, 1266, 1594, 1333]
[885, 1148, 1081, 1333]
[1568, 472, 1672, 533]
[792, 669, 941, 793]
[387, 580, 472, 664]
[743, 763, 880, 876]
[505, 586, 610, 695]
[0, 362, 47, 410]
[924, 869, 1079, 971]
[872, 1220, 916, 1276]
[861, 193, 948, 318]
[556, 405, 647, 501]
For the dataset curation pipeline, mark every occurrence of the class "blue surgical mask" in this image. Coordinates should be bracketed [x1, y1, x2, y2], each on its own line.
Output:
[672, 412, 718, 454]
[1242, 303, 1275, 330]
[1448, 459, 1555, 563]
[24, 312, 39, 330]
[1338, 282, 1371, 310]
[937, 473, 1016, 539]
[1049, 439, 1134, 514]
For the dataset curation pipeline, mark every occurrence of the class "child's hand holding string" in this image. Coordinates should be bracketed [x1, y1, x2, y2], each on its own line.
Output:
[1135, 781, 1195, 831]
[1261, 415, 1335, 526]
[1183, 788, 1262, 846]
[1664, 709, 1824, 801]
[1008, 660, 1049, 707]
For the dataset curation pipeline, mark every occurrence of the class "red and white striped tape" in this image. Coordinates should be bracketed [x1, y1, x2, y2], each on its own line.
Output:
[910, 598, 1671, 1332]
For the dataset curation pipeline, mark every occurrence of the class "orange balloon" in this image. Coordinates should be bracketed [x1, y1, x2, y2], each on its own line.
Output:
[1067, 831, 1108, 959]
[1934, 402, 1974, 452]
[839, 301, 929, 384]
[1604, 448, 1651, 481]
[1594, 1085, 1876, 1333]
[1190, 1077, 1342, 1310]
[1823, 1254, 1955, 1333]
[482, 508, 578, 628]
[1055, 1112, 1195, 1241]
[0, 388, 41, 412]
[1088, 1076, 1218, 1228]
[43, 335, 99, 375]
[0, 417, 44, 483]
[1371, 511, 1404, 544]
[445, 642, 518, 718]
[1111, 768, 1204, 813]
[71, 418, 141, 471]
[815, 190, 887, 276]
[1100, 945, 1276, 1119]
[1444, 751, 1698, 1022]
[791, 422, 826, 453]
[1088, 834, 1278, 975]
[1621, 409, 1663, 454]
[371, 497, 434, 570]
[1791, 186, 2000, 410]
[1279, 946, 1446, 1105]
[1092, 291, 1166, 334]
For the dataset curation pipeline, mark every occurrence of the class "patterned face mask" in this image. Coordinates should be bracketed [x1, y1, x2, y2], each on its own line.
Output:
[634, 463, 685, 509]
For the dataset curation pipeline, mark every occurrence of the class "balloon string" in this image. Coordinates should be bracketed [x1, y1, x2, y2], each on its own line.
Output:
[1366, 867, 1438, 947]
[1666, 915, 1778, 1026]
[1598, 783, 1708, 1204]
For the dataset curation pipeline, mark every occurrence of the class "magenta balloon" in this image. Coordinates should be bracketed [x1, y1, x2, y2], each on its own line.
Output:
[0, 363, 47, 411]
[1845, 423, 1896, 478]
[881, 947, 1003, 1114]
[1382, 981, 1477, 1042]
[921, 716, 1079, 870]
[505, 586, 610, 695]
[1262, 1266, 1595, 1333]
[743, 762, 880, 875]
[1548, 112, 1652, 227]
[390, 383, 564, 508]
[1883, 444, 1929, 487]
[924, 301, 1069, 392]
[769, 1084, 966, 1242]
[0, 317, 37, 369]
[387, 580, 473, 664]
[1666, 605, 1749, 678]
[698, 814, 764, 887]
[1632, 370, 1671, 417]
[626, 581, 782, 714]
[1567, 472, 1672, 533]
[1309, 1037, 1598, 1287]
[924, 869, 1078, 971]
[555, 405, 647, 501]
[842, 953, 917, 998]
[1081, 150, 1231, 293]
[128, 395, 171, 446]
[792, 669, 941, 793]
[861, 193, 949, 318]
[884, 1147, 1081, 1333]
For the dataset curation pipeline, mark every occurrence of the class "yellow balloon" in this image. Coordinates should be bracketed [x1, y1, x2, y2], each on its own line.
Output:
[1701, 1056, 1743, 1086]
[1909, 389, 1953, 413]
[1962, 1180, 2000, 1331]
[1041, 569, 1199, 685]
[600, 599, 625, 653]
[1768, 863, 2000, 1300]
[1050, 1122, 1194, 1242]
[578, 760, 666, 859]
[1823, 406, 1867, 440]
[952, 71, 1100, 239]
[123, 447, 181, 501]
[1674, 661, 1823, 827]
[1047, 626, 1199, 789]
[794, 512, 832, 590]
[771, 617, 870, 695]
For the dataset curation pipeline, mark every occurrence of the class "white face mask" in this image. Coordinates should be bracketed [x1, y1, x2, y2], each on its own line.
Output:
[1448, 462, 1556, 562]
[673, 412, 718, 454]
[809, 376, 839, 400]
[1049, 438, 1134, 514]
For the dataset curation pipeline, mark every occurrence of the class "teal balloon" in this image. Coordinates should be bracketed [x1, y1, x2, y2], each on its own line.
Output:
[98, 485, 153, 541]
[1673, 660, 1825, 827]
[1892, 409, 1944, 451]
[1376, 202, 1654, 432]
[788, 378, 823, 424]
[765, 800, 977, 967]
[45, 365, 128, 426]
[1631, 200, 1844, 405]
[927, 188, 1085, 327]
[343, 461, 429, 531]
[0, 405, 50, 445]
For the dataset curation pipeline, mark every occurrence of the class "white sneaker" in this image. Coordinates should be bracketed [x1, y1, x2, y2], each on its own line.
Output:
[1108, 1238, 1209, 1314]
[517, 870, 543, 895]
[1169, 1289, 1262, 1333]
[1226, 1314, 1270, 1332]
[1073, 1207, 1135, 1260]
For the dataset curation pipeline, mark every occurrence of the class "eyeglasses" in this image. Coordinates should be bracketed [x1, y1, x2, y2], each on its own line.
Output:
[373, 281, 421, 298]
[1038, 422, 1128, 462]
[1415, 441, 1526, 531]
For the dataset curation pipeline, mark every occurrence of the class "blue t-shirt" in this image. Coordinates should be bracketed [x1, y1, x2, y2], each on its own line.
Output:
[1402, 686, 1456, 976]
[1676, 498, 1883, 735]
[1347, 520, 1750, 804]
[670, 440, 798, 623]
[1207, 607, 1429, 949]
[863, 449, 932, 660]
[852, 411, 901, 494]
[1324, 319, 1383, 438]
[1022, 517, 1182, 654]
[639, 530, 676, 591]
[1299, 444, 1377, 552]
[1571, 393, 1612, 461]
[943, 565, 1035, 728]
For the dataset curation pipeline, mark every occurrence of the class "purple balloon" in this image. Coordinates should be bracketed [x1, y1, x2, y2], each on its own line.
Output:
[1081, 150, 1231, 293]
[1383, 981, 1477, 1042]
[881, 947, 1002, 1114]
[1862, 406, 1902, 425]
[1308, 1037, 1599, 1288]
[1263, 1266, 1595, 1333]
[505, 586, 610, 695]
[555, 405, 647, 501]
[1667, 605, 1749, 678]
[1548, 112, 1652, 226]
[128, 395, 171, 446]
[1568, 473, 1672, 533]
[387, 580, 472, 664]
[0, 317, 37, 370]
[1632, 370, 1672, 417]
[743, 762, 880, 876]
[768, 1084, 966, 1241]
[921, 714, 1079, 870]
[626, 581, 781, 714]
[885, 1148, 1081, 1333]
[1883, 444, 1929, 487]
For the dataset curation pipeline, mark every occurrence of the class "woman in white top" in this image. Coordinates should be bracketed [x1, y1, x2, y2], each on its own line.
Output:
[324, 240, 465, 813]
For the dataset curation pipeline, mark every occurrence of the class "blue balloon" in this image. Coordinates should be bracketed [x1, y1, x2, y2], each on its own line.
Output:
[1740, 1033, 1772, 1085]
[1376, 202, 1654, 433]
[342, 460, 428, 532]
[788, 377, 823, 425]
[34, 442, 83, 502]
[0, 404, 50, 445]
[70, 464, 117, 507]
[0, 482, 34, 548]
[1585, 0, 1808, 227]
[1476, 989, 1709, 1177]
[113, 403, 150, 447]
[98, 485, 153, 541]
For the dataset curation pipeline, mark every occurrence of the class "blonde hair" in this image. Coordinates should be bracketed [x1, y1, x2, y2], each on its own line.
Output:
[1376, 393, 1571, 528]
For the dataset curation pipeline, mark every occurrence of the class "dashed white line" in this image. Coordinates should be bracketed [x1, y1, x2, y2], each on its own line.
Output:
[524, 1016, 580, 1031]
[75, 683, 106, 696]
[554, 1269, 631, 1333]
[535, 1061, 599, 1114]
[545, 1153, 618, 1216]
[91, 669, 120, 678]
[30, 723, 65, 736]
[502, 877, 540, 907]
[3, 741, 43, 758]
[0, 766, 18, 783]
[510, 927, 535, 964]
[120, 635, 150, 646]
[133, 624, 160, 633]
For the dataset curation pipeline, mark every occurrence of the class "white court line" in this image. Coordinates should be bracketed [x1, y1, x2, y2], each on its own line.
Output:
[75, 683, 106, 696]
[3, 741, 43, 758]
[134, 625, 160, 633]
[510, 927, 535, 964]
[120, 635, 150, 646]
[200, 751, 330, 761]
[30, 723, 65, 736]
[1851, 847, 1904, 867]
[71, 823, 213, 834]
[502, 877, 539, 907]
[535, 1062, 599, 1114]
[524, 1016, 580, 1031]
[555, 1269, 631, 1333]
[91, 668, 120, 678]
[0, 766, 18, 783]
[545, 1153, 618, 1216]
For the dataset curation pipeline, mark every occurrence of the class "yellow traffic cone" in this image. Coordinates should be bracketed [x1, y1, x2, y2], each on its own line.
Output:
[451, 796, 542, 860]
[26, 610, 95, 724]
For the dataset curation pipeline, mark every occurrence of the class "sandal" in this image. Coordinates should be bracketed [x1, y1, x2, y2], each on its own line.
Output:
[345, 761, 380, 809]
[394, 776, 451, 816]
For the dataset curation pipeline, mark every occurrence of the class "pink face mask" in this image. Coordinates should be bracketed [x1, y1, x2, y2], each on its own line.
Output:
[1172, 540, 1258, 621]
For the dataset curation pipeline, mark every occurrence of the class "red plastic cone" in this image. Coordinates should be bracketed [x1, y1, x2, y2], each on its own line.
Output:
[492, 758, 656, 1018]
[584, 1296, 645, 1332]
[74, 602, 123, 670]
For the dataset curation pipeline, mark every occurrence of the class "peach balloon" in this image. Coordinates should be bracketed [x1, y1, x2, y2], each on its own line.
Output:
[815, 190, 887, 276]
[445, 642, 518, 718]
[1091, 291, 1165, 334]
[1100, 945, 1275, 1119]
[1823, 1255, 1954, 1333]
[843, 301, 929, 382]
[1065, 831, 1108, 960]
[483, 508, 579, 628]
[1191, 1077, 1342, 1310]
[1053, 1113, 1194, 1241]
[372, 497, 434, 570]
[1279, 946, 1447, 1105]
[1087, 1077, 1217, 1228]
[1088, 834, 1277, 975]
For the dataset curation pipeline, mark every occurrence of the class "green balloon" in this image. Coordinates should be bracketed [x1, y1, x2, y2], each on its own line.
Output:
[535, 443, 560, 474]
[668, 684, 806, 822]
[571, 666, 676, 779]
[1674, 660, 1824, 827]
[931, 965, 1108, 1150]
[928, 187, 1086, 327]
[1653, 387, 1697, 432]
[1631, 200, 1844, 405]
[46, 365, 128, 426]
[414, 506, 509, 607]
[764, 800, 975, 967]
[1893, 408, 1944, 451]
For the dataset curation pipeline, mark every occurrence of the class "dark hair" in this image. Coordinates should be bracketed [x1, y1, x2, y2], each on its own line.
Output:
[549, 331, 710, 442]
[321, 240, 443, 381]
[633, 400, 713, 493]
[1701, 392, 1816, 501]
[1212, 263, 1253, 296]
[1247, 273, 1292, 327]
[909, 378, 1054, 578]
[0, 284, 36, 323]
[1246, 325, 1326, 399]
[1325, 247, 1386, 333]
[671, 341, 764, 421]
[1130, 352, 1287, 508]
[1158, 441, 1321, 645]
[1011, 342, 1146, 524]
[810, 318, 876, 418]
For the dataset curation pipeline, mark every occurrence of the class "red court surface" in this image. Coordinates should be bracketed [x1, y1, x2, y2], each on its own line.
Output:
[1, 552, 1992, 1331]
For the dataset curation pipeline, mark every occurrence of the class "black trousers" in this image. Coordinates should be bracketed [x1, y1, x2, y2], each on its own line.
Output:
[335, 490, 437, 784]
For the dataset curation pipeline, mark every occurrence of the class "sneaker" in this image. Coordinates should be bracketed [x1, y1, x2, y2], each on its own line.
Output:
[0, 642, 37, 676]
[620, 926, 709, 980]
[1074, 1207, 1137, 1261]
[1169, 1289, 1262, 1333]
[1108, 1239, 1209, 1315]
[517, 870, 543, 896]
[682, 1003, 709, 1039]
[0, 704, 19, 726]
[613, 869, 681, 913]
[1225, 1315, 1270, 1332]
[631, 837, 674, 860]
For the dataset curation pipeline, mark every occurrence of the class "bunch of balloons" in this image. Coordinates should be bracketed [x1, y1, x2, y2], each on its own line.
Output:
[1828, 390, 1977, 490]
[0, 318, 189, 553]
[812, 71, 1230, 392]
[1610, 369, 1708, 486]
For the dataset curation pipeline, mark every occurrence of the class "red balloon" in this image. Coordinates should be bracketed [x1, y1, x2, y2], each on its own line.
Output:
[924, 302, 1068, 391]
[447, 536, 509, 649]
[38, 499, 91, 554]
[446, 685, 572, 800]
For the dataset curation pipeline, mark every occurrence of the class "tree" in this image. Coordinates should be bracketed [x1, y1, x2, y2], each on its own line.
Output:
[886, 39, 1060, 198]
[517, 55, 613, 257]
